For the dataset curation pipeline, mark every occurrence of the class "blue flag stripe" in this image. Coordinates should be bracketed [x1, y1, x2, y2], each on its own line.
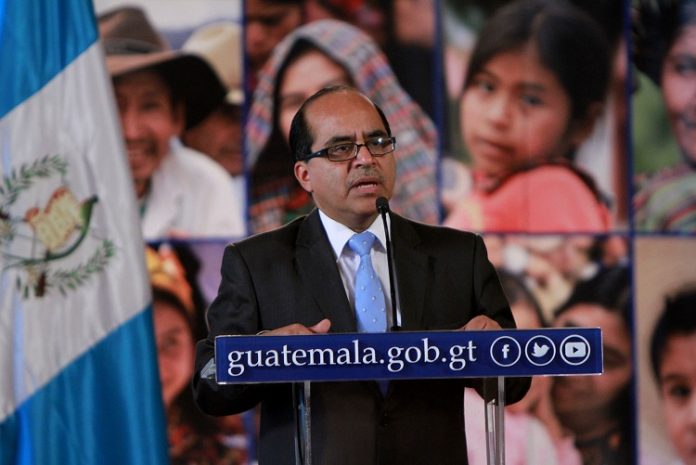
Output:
[0, 0, 7, 56]
[0, 309, 169, 465]
[0, 0, 97, 119]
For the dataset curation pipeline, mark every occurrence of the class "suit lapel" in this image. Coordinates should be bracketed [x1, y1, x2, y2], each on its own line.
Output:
[390, 215, 428, 330]
[295, 210, 357, 332]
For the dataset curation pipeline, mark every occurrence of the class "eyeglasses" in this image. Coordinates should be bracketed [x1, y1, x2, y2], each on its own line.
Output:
[300, 136, 396, 162]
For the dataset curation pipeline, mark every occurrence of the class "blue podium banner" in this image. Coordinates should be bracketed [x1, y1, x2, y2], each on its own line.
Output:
[214, 328, 602, 384]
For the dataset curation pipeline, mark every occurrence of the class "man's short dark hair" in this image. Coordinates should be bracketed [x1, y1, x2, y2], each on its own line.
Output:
[288, 85, 392, 161]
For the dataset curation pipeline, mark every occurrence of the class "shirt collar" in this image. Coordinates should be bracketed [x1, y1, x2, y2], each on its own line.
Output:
[318, 210, 388, 260]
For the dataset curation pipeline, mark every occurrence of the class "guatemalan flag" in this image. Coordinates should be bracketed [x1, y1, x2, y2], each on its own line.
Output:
[0, 0, 169, 463]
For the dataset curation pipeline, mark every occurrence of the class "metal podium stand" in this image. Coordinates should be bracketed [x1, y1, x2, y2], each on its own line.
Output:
[294, 379, 505, 465]
[215, 328, 603, 465]
[294, 381, 312, 465]
[484, 377, 505, 465]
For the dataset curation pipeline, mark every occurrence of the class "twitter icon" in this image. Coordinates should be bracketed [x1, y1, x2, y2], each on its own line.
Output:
[525, 336, 555, 366]
[532, 342, 550, 357]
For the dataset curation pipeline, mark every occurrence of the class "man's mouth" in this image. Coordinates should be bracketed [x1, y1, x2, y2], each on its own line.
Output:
[354, 182, 380, 193]
[349, 175, 383, 193]
[126, 142, 155, 165]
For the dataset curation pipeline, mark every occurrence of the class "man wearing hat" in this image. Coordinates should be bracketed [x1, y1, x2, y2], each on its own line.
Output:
[99, 6, 245, 240]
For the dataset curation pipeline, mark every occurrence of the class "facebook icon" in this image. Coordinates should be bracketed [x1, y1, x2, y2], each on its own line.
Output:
[502, 344, 510, 359]
[490, 336, 521, 367]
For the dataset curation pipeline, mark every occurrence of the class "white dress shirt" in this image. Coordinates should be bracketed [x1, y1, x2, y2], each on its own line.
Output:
[318, 210, 401, 328]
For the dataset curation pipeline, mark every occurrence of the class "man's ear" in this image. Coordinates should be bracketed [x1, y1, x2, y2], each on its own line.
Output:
[568, 102, 604, 148]
[294, 161, 312, 193]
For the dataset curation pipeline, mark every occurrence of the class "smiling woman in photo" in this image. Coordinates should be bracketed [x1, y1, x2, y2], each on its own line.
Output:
[634, 0, 696, 231]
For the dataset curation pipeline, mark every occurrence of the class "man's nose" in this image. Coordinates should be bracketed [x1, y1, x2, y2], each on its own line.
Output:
[120, 108, 144, 140]
[354, 144, 376, 165]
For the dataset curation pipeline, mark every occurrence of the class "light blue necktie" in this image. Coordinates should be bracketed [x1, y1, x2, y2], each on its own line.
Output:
[348, 231, 387, 333]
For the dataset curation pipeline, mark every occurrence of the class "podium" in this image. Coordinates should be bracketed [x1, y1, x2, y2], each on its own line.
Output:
[215, 328, 603, 465]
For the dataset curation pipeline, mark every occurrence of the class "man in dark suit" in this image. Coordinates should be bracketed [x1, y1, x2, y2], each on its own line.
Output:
[193, 85, 530, 465]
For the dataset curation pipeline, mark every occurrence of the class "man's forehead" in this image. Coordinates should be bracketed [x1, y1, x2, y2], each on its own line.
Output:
[306, 90, 377, 121]
[114, 68, 162, 86]
[306, 92, 385, 140]
[113, 69, 172, 95]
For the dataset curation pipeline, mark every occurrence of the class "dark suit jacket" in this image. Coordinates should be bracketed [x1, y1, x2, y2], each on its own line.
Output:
[193, 209, 530, 465]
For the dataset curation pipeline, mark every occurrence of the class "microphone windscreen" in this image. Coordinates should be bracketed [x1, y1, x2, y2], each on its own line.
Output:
[376, 197, 390, 214]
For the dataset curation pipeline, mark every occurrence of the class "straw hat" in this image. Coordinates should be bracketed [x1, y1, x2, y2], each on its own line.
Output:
[182, 21, 244, 105]
[98, 6, 226, 128]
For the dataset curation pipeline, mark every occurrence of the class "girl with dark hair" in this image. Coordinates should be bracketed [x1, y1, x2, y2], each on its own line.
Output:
[466, 269, 582, 465]
[444, 0, 613, 233]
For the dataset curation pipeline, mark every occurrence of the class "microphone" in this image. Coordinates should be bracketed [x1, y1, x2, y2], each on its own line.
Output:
[376, 197, 400, 331]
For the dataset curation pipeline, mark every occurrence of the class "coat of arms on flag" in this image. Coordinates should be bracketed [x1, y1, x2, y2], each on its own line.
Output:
[1, 154, 113, 298]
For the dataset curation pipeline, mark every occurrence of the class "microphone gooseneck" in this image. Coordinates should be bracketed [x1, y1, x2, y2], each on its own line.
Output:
[376, 197, 400, 331]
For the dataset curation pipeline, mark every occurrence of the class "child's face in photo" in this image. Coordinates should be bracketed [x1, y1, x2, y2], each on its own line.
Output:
[551, 304, 632, 426]
[460, 46, 581, 180]
[659, 333, 696, 465]
[154, 301, 195, 409]
[661, 23, 696, 165]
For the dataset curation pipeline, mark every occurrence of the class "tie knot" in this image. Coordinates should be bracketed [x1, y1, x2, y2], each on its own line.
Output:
[348, 231, 377, 257]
